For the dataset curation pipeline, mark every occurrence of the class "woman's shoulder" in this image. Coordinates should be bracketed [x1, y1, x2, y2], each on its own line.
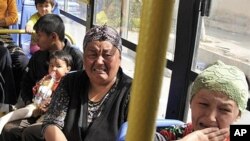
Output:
[65, 70, 84, 77]
[63, 70, 87, 82]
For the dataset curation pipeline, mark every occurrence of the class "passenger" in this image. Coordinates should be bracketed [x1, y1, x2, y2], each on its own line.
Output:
[41, 25, 132, 141]
[0, 45, 16, 105]
[6, 45, 29, 104]
[156, 60, 249, 141]
[0, 0, 19, 99]
[25, 0, 55, 54]
[0, 50, 72, 136]
[0, 0, 27, 99]
[0, 0, 18, 27]
[0, 14, 83, 141]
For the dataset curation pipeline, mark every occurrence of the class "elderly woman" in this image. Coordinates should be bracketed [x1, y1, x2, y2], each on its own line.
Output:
[156, 61, 249, 141]
[42, 25, 132, 141]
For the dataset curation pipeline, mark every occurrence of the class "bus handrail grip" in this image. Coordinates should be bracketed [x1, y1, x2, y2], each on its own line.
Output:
[0, 29, 76, 45]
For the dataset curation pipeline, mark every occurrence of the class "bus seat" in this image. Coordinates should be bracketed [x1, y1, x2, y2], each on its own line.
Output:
[116, 119, 185, 141]
[17, 0, 23, 12]
[52, 2, 60, 15]
[19, 0, 36, 53]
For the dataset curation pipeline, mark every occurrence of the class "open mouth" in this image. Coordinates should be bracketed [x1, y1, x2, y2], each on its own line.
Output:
[93, 68, 107, 73]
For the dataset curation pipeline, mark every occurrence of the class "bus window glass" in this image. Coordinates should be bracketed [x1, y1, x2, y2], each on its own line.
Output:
[94, 0, 122, 28]
[126, 0, 179, 61]
[61, 15, 86, 51]
[94, 0, 179, 61]
[121, 47, 172, 119]
[57, 0, 87, 19]
[192, 0, 250, 80]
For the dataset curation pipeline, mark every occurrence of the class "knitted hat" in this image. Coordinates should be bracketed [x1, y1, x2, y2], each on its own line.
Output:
[83, 25, 122, 52]
[191, 60, 249, 112]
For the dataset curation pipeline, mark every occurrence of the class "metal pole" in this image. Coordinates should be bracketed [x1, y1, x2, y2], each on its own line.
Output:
[126, 0, 175, 141]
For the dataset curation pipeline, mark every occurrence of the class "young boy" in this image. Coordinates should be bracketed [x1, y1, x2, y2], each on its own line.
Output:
[25, 0, 55, 54]
[22, 14, 83, 107]
[0, 50, 72, 134]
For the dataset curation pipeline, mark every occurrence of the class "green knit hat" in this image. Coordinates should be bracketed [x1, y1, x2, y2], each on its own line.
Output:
[191, 60, 249, 112]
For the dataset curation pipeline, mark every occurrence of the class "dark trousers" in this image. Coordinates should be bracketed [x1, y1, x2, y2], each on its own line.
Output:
[22, 123, 44, 141]
[0, 118, 44, 141]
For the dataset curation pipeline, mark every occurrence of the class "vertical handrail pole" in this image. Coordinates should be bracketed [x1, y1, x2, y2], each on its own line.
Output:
[126, 0, 175, 141]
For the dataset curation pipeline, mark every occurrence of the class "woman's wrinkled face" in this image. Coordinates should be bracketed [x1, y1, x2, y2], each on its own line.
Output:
[190, 89, 240, 131]
[83, 40, 121, 86]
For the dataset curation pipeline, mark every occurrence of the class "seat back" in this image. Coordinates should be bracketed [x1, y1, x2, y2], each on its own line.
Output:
[17, 0, 23, 12]
[19, 0, 36, 52]
[52, 2, 60, 14]
[116, 119, 185, 141]
[10, 0, 23, 46]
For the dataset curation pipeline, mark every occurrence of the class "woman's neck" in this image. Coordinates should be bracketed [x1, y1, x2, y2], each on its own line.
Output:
[88, 77, 117, 102]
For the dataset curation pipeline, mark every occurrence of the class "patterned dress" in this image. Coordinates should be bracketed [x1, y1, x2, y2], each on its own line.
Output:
[157, 123, 193, 140]
[157, 123, 230, 141]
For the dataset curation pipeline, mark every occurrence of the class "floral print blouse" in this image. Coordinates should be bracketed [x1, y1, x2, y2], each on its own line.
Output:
[157, 123, 230, 141]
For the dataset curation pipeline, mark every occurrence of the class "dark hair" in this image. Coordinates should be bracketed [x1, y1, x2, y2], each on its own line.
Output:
[49, 50, 73, 67]
[34, 14, 65, 41]
[35, 0, 55, 7]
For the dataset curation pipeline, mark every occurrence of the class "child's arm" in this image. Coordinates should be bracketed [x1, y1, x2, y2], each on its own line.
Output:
[0, 104, 37, 134]
[25, 13, 39, 33]
[25, 24, 34, 33]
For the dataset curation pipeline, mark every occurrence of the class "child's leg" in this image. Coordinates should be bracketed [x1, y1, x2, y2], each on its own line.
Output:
[0, 104, 36, 134]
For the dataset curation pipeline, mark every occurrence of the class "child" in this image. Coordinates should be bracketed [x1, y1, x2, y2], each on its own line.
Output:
[25, 0, 55, 54]
[0, 50, 72, 134]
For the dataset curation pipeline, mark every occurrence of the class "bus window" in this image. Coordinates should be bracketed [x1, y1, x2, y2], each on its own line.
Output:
[57, 0, 87, 19]
[193, 0, 250, 77]
[93, 0, 179, 61]
[190, 0, 250, 123]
